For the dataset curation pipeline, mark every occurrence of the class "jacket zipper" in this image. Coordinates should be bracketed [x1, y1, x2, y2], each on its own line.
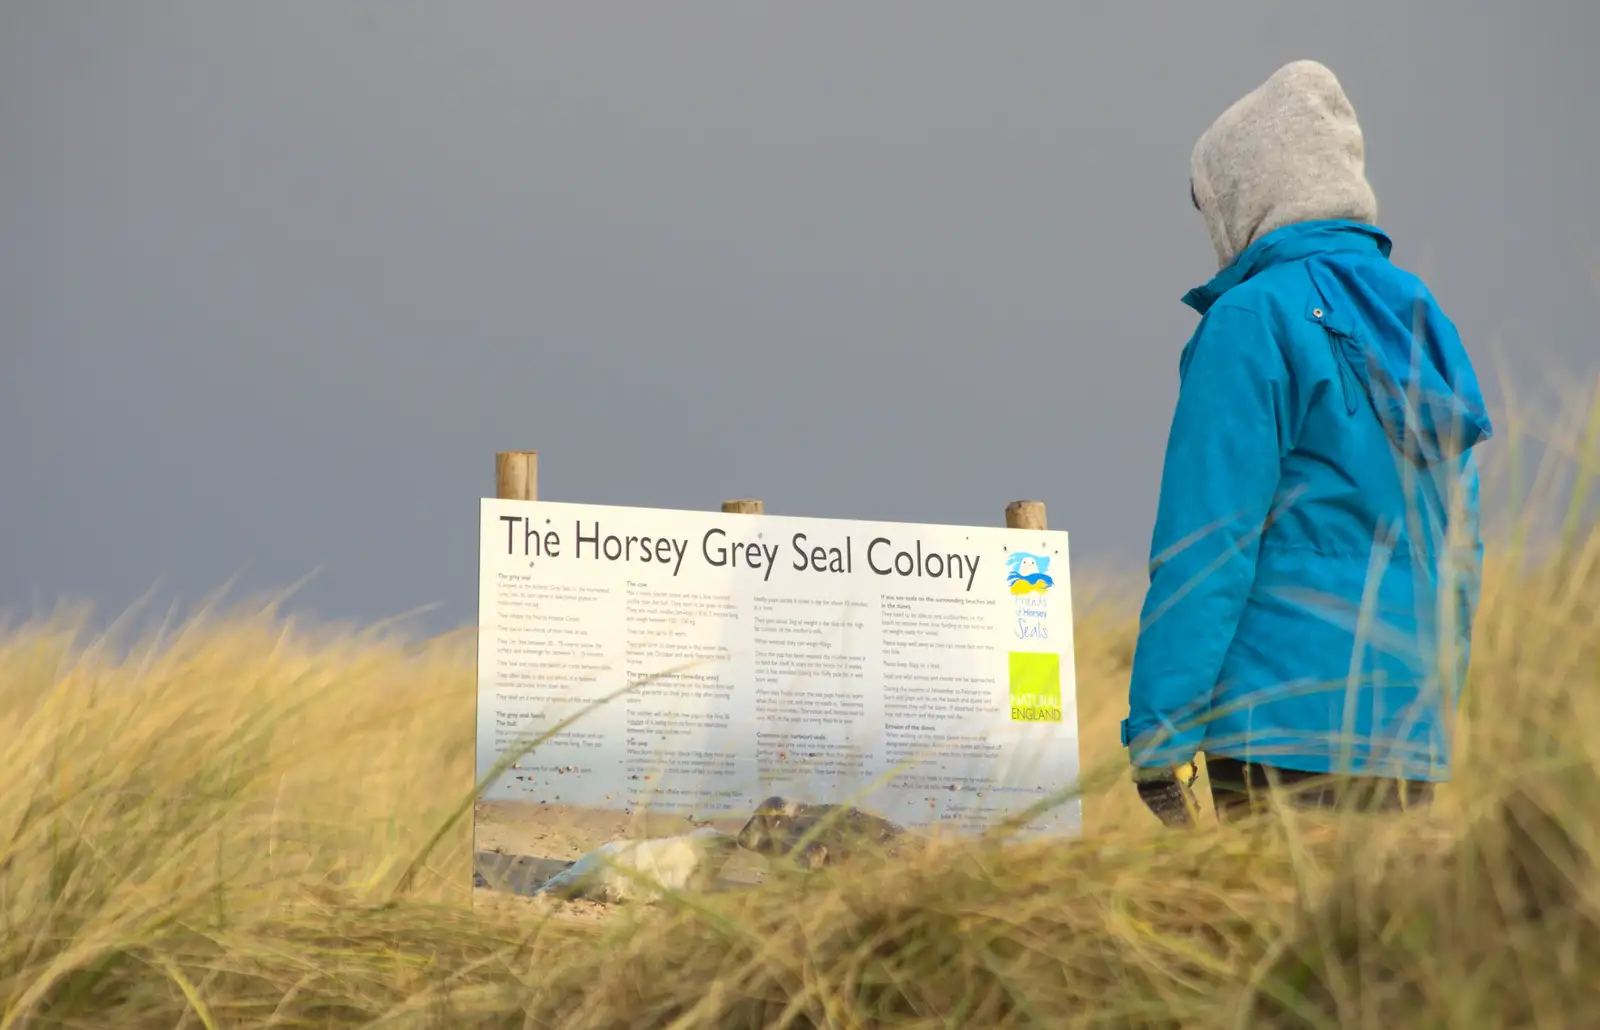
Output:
[1326, 332, 1361, 416]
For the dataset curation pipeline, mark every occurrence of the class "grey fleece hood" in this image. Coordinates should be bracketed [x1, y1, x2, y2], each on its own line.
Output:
[1190, 60, 1378, 269]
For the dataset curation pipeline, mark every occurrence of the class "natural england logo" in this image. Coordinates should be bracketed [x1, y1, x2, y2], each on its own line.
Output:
[1008, 652, 1063, 723]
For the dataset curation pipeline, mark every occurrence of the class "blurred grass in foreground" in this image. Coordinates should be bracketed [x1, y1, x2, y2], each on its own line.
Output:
[4, 386, 1599, 1028]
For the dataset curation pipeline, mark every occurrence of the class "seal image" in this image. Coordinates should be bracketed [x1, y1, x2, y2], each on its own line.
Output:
[531, 826, 740, 904]
[735, 795, 908, 870]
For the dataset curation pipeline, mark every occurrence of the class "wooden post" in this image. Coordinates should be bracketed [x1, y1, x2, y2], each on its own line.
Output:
[721, 499, 764, 514]
[1005, 500, 1047, 530]
[496, 451, 538, 501]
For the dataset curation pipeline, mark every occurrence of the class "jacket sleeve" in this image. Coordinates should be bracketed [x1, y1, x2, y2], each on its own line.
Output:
[1450, 449, 1484, 692]
[1122, 304, 1291, 768]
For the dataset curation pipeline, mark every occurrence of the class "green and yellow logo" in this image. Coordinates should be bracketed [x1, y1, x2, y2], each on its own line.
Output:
[1008, 651, 1062, 723]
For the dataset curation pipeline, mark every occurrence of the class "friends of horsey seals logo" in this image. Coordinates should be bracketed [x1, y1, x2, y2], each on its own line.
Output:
[1004, 551, 1054, 595]
[1005, 550, 1053, 643]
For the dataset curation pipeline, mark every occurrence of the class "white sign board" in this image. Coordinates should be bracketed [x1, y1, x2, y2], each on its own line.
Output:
[474, 499, 1082, 876]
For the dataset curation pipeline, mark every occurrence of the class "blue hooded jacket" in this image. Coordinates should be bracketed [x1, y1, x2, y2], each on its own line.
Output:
[1120, 218, 1493, 780]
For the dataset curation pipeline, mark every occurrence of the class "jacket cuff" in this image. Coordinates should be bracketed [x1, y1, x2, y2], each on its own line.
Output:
[1123, 717, 1195, 770]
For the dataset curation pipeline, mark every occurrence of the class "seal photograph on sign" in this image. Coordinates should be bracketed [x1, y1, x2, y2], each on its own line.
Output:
[734, 795, 912, 870]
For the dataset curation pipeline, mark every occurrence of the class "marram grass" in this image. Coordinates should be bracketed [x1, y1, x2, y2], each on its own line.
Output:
[5, 419, 1600, 1027]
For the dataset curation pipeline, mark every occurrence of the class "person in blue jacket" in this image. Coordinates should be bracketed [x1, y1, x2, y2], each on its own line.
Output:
[1122, 60, 1493, 825]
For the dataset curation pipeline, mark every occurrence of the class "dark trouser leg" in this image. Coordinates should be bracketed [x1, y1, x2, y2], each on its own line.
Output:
[1205, 756, 1317, 822]
[1204, 756, 1251, 821]
[1339, 774, 1436, 813]
[1203, 755, 1434, 821]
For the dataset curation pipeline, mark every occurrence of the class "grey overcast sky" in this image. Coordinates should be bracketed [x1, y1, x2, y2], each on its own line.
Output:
[3, 2, 1597, 633]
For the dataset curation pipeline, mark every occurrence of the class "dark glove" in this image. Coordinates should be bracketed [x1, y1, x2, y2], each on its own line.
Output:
[1132, 760, 1199, 828]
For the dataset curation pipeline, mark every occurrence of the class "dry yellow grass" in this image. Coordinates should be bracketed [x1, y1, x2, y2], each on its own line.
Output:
[4, 393, 1598, 1028]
